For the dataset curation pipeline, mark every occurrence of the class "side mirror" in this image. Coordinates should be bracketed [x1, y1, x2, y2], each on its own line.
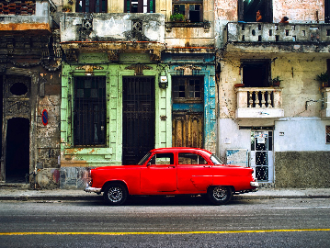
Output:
[147, 162, 152, 167]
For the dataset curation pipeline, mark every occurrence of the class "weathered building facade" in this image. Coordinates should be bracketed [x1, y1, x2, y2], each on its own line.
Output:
[58, 0, 218, 189]
[2, 0, 329, 189]
[215, 0, 330, 188]
[0, 0, 62, 188]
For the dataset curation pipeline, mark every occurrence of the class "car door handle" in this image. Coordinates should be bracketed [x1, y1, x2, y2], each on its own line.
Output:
[168, 166, 175, 168]
[204, 166, 211, 168]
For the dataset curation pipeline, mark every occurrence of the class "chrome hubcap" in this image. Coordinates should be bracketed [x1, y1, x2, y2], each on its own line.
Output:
[213, 187, 227, 201]
[107, 187, 123, 203]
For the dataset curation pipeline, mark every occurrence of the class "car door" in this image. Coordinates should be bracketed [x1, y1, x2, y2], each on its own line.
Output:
[176, 152, 213, 192]
[140, 152, 177, 193]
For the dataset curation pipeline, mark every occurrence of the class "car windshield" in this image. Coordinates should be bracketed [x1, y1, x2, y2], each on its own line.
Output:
[138, 152, 151, 165]
[210, 154, 223, 165]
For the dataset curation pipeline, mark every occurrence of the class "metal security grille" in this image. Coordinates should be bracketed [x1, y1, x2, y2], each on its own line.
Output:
[251, 130, 273, 182]
[74, 77, 106, 146]
[123, 77, 155, 165]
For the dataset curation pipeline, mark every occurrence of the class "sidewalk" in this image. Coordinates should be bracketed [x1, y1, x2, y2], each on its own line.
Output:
[0, 188, 330, 201]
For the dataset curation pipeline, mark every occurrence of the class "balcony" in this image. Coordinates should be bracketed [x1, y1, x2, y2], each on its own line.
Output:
[0, 0, 56, 34]
[59, 13, 165, 62]
[321, 88, 330, 119]
[224, 22, 330, 55]
[235, 87, 284, 119]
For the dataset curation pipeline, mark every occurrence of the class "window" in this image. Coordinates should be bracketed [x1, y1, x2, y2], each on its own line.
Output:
[148, 153, 174, 165]
[125, 0, 155, 13]
[172, 77, 203, 102]
[326, 126, 330, 144]
[178, 153, 207, 165]
[173, 0, 203, 22]
[74, 77, 106, 146]
[76, 0, 107, 13]
[238, 0, 273, 23]
[241, 60, 271, 87]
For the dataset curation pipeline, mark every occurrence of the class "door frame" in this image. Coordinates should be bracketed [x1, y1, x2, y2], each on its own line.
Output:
[1, 69, 37, 183]
[122, 76, 156, 165]
[250, 129, 274, 183]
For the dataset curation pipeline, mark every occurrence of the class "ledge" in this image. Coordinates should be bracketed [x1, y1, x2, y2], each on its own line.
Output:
[165, 21, 210, 32]
[236, 108, 284, 119]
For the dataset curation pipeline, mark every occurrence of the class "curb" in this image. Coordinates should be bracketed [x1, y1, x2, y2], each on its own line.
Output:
[0, 194, 330, 201]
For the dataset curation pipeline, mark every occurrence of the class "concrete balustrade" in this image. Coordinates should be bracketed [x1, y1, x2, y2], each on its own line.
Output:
[235, 87, 284, 119]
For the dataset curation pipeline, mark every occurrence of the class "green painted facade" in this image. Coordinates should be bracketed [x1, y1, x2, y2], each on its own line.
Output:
[60, 53, 171, 167]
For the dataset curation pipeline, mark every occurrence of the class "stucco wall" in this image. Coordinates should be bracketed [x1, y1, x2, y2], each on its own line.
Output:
[275, 151, 330, 188]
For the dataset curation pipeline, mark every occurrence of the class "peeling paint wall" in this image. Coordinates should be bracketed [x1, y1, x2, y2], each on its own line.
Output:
[273, 0, 325, 23]
[59, 13, 165, 43]
[216, 0, 330, 188]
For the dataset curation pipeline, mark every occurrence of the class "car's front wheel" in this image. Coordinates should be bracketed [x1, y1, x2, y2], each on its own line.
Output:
[103, 183, 128, 205]
[207, 186, 232, 205]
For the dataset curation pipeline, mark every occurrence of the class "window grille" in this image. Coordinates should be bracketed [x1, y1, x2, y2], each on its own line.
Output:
[74, 77, 106, 146]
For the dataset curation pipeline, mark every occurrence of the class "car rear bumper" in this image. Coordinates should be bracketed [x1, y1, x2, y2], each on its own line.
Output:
[84, 186, 102, 193]
[250, 181, 259, 187]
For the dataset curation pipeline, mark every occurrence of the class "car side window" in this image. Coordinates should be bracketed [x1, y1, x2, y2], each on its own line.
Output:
[178, 153, 207, 165]
[148, 153, 174, 165]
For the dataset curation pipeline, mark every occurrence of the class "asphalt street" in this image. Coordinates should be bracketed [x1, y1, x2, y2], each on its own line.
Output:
[0, 197, 329, 247]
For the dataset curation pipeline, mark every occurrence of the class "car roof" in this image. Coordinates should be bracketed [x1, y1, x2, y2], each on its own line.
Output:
[150, 147, 213, 156]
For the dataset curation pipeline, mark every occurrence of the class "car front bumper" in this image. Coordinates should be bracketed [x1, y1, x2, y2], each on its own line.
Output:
[84, 186, 102, 193]
[250, 181, 259, 187]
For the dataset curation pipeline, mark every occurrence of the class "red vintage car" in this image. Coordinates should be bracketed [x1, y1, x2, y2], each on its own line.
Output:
[84, 147, 258, 205]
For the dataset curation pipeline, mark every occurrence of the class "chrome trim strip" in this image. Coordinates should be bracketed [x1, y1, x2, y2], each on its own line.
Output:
[84, 187, 102, 193]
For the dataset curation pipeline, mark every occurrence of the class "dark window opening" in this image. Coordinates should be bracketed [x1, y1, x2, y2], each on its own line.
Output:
[125, 0, 155, 13]
[326, 0, 330, 23]
[74, 77, 106, 146]
[76, 0, 107, 13]
[172, 1, 203, 22]
[326, 126, 330, 144]
[172, 77, 203, 102]
[241, 60, 271, 87]
[238, 0, 273, 23]
[10, 83, 28, 96]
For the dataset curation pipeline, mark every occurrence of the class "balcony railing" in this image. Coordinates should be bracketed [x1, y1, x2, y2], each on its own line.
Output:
[225, 23, 330, 53]
[321, 88, 330, 119]
[235, 87, 284, 118]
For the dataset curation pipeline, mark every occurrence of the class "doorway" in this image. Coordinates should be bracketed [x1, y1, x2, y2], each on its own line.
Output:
[5, 118, 30, 183]
[172, 76, 204, 148]
[122, 77, 155, 165]
[250, 129, 273, 182]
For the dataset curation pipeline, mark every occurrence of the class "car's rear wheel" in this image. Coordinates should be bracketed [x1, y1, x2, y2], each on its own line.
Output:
[103, 183, 128, 205]
[207, 186, 232, 205]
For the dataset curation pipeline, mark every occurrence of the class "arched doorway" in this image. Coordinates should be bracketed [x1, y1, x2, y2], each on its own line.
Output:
[5, 118, 30, 183]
